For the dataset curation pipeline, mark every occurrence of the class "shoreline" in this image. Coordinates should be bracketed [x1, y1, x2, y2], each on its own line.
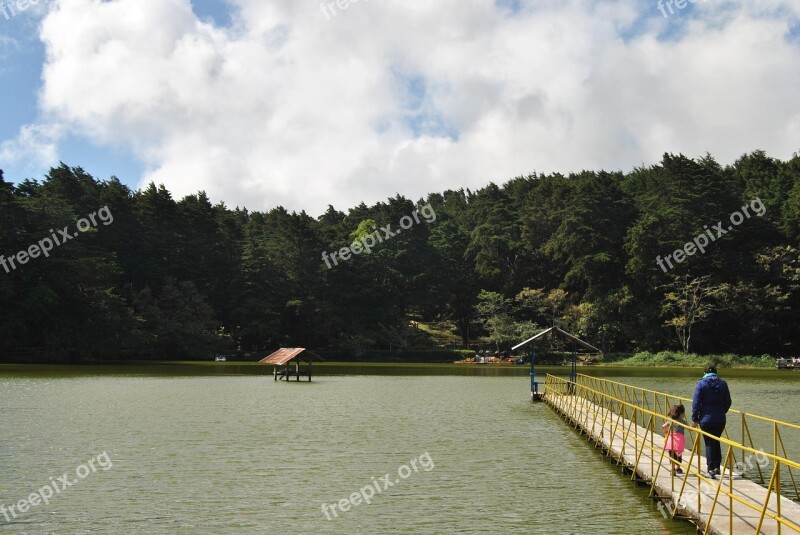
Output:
[0, 360, 785, 371]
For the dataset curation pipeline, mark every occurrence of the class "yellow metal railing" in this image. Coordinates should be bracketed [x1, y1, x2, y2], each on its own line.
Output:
[577, 374, 800, 492]
[543, 374, 800, 534]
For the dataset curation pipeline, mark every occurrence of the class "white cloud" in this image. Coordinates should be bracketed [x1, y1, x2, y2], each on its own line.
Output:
[0, 123, 63, 170]
[13, 0, 800, 214]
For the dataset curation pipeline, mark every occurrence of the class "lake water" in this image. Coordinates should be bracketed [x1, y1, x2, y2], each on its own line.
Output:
[1, 364, 798, 534]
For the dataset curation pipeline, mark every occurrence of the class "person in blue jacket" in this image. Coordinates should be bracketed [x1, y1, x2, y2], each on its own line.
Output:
[691, 364, 732, 479]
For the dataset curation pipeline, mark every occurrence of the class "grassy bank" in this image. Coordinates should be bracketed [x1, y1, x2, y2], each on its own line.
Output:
[598, 351, 776, 368]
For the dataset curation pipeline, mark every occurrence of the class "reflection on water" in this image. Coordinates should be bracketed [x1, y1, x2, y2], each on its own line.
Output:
[0, 364, 797, 534]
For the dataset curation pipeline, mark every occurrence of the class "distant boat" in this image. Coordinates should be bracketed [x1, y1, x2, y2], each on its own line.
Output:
[214, 356, 227, 362]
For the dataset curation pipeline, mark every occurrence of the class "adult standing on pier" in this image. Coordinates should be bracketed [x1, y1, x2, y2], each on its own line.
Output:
[691, 364, 733, 479]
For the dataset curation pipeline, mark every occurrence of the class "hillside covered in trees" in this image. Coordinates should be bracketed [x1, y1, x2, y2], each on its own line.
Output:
[1, 150, 799, 361]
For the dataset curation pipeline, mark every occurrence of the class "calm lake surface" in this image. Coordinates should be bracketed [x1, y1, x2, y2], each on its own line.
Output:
[1, 364, 798, 534]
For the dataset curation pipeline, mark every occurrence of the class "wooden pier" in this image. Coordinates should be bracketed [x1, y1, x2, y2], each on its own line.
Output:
[542, 375, 800, 534]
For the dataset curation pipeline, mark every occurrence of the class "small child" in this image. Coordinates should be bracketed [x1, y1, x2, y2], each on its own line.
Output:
[662, 404, 687, 475]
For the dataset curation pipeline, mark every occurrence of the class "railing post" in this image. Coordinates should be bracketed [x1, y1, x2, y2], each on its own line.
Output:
[775, 421, 779, 459]
[649, 413, 654, 478]
[777, 458, 782, 535]
[756, 463, 779, 534]
[775, 427, 799, 500]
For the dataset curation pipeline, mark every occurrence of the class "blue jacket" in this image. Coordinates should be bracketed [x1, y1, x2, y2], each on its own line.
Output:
[692, 373, 732, 425]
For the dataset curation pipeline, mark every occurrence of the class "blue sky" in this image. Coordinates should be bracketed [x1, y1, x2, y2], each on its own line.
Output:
[1, 3, 140, 184]
[1, 11, 45, 157]
[1, 0, 799, 214]
[1, 0, 232, 186]
[0, 0, 234, 186]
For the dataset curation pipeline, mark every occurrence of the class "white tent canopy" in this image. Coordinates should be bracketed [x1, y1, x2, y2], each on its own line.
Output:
[512, 326, 601, 353]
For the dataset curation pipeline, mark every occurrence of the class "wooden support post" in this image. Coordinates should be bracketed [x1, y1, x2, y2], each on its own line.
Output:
[274, 365, 277, 381]
[295, 361, 300, 381]
[308, 359, 312, 382]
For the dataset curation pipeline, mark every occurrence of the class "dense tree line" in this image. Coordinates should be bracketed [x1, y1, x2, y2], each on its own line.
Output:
[1, 150, 798, 361]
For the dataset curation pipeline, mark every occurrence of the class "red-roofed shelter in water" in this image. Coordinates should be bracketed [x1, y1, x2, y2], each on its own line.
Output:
[259, 348, 313, 382]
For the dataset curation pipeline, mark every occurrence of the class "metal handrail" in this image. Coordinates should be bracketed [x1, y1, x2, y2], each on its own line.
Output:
[576, 373, 800, 493]
[543, 374, 800, 534]
[577, 374, 800, 431]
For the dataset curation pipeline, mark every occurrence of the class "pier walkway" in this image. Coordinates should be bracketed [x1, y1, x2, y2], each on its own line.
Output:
[542, 374, 800, 534]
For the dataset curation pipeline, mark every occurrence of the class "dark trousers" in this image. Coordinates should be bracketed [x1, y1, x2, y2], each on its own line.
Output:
[700, 422, 726, 472]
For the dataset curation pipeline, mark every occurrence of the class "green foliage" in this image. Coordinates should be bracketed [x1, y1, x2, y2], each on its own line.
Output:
[474, 290, 517, 351]
[660, 275, 731, 353]
[599, 351, 775, 368]
[1, 150, 798, 362]
[349, 219, 377, 245]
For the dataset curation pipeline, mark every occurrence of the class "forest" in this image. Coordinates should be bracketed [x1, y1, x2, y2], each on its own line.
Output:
[0, 150, 798, 362]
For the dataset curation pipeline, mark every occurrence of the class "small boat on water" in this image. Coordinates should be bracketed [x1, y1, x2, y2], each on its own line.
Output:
[214, 356, 227, 362]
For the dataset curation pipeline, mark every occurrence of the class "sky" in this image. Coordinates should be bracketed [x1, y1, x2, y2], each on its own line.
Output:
[1, 0, 799, 216]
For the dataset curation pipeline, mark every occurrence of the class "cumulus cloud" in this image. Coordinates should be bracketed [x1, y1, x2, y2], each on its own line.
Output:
[12, 0, 800, 213]
[0, 123, 63, 170]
